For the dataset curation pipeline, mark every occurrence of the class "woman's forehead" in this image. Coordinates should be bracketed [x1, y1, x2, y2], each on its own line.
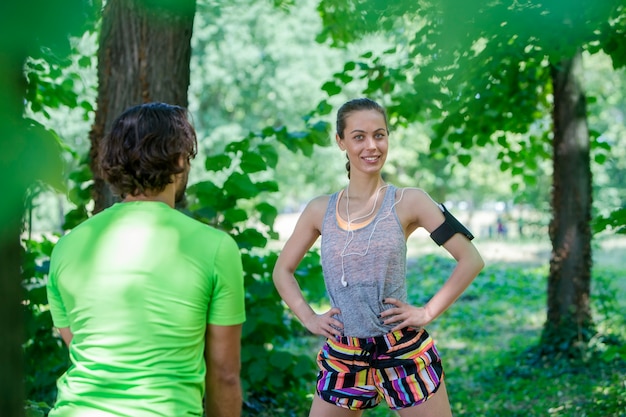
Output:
[345, 109, 387, 127]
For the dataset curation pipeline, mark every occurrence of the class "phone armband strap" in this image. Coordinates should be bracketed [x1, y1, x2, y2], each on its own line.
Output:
[430, 204, 475, 246]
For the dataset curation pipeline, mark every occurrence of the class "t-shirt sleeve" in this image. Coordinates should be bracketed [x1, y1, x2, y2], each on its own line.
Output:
[46, 249, 70, 329]
[207, 234, 246, 326]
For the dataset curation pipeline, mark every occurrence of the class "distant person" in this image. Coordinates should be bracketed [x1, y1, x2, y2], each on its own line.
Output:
[46, 103, 246, 417]
[497, 216, 507, 239]
[273, 98, 484, 416]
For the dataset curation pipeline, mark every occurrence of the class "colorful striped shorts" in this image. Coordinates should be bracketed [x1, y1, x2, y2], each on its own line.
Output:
[315, 327, 444, 411]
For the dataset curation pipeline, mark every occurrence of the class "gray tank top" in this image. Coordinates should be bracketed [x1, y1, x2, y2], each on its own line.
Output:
[320, 185, 407, 338]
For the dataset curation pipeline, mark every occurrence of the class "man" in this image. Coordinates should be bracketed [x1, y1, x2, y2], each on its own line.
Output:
[46, 102, 246, 417]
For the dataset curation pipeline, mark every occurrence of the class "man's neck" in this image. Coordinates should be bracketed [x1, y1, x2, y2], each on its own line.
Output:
[123, 187, 175, 208]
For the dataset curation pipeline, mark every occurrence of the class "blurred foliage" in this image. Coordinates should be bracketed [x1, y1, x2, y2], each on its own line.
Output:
[21, 236, 69, 407]
[0, 1, 99, 231]
[17, 0, 626, 415]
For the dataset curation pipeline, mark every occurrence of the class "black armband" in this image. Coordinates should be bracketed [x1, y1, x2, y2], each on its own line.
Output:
[430, 204, 475, 246]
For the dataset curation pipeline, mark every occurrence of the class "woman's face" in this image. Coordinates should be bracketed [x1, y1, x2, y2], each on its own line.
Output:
[336, 109, 388, 177]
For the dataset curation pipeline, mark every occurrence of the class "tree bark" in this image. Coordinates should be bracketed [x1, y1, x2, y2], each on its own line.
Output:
[90, 0, 196, 213]
[544, 50, 593, 351]
[0, 49, 29, 417]
[0, 222, 24, 417]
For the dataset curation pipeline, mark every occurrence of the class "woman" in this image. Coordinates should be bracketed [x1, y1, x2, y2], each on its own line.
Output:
[273, 98, 484, 416]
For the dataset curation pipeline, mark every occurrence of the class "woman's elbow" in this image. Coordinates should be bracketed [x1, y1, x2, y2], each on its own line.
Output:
[473, 252, 486, 274]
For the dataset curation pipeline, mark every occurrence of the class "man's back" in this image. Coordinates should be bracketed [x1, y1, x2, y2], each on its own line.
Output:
[47, 201, 245, 417]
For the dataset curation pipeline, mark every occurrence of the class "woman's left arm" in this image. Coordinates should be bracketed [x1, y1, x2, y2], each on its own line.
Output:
[422, 234, 484, 323]
[381, 189, 485, 330]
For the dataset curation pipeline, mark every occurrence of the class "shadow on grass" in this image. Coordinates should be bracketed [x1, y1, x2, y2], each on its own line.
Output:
[448, 344, 626, 417]
[426, 258, 626, 417]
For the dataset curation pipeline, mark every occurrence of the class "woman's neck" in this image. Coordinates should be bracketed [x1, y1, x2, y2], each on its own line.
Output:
[346, 177, 386, 200]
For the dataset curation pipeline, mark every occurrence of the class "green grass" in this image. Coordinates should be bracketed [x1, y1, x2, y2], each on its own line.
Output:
[289, 254, 626, 417]
[439, 261, 626, 417]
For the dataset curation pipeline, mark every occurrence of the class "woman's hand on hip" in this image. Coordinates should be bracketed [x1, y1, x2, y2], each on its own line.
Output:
[379, 298, 432, 331]
[303, 307, 343, 338]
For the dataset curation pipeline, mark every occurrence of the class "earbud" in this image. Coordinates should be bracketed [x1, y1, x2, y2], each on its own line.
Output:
[341, 275, 348, 287]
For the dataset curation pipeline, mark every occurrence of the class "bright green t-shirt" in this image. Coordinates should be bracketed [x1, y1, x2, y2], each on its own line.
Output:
[46, 201, 246, 417]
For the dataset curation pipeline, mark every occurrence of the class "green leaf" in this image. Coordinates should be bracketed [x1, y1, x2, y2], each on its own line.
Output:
[224, 172, 259, 199]
[261, 126, 276, 138]
[592, 207, 626, 235]
[315, 99, 333, 116]
[257, 144, 279, 168]
[205, 154, 232, 172]
[246, 358, 267, 383]
[188, 181, 233, 212]
[78, 55, 92, 68]
[308, 120, 331, 145]
[27, 286, 48, 305]
[68, 164, 92, 182]
[225, 138, 250, 153]
[269, 350, 291, 370]
[234, 228, 267, 250]
[62, 206, 88, 230]
[594, 153, 607, 164]
[255, 180, 279, 193]
[321, 81, 342, 96]
[336, 72, 353, 84]
[223, 208, 248, 224]
[240, 151, 267, 173]
[256, 202, 278, 227]
[523, 174, 537, 186]
[458, 154, 472, 166]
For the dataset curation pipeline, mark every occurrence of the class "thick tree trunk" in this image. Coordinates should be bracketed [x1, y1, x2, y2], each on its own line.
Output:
[0, 222, 24, 417]
[544, 50, 593, 351]
[0, 52, 28, 417]
[90, 0, 196, 213]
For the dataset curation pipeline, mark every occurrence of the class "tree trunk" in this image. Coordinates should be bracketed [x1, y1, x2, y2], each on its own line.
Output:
[0, 222, 24, 417]
[90, 0, 196, 213]
[543, 50, 593, 352]
[0, 48, 29, 417]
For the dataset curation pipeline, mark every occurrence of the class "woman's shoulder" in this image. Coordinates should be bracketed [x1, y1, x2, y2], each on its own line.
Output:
[395, 186, 434, 204]
[303, 193, 333, 214]
[293, 194, 334, 233]
[394, 187, 443, 227]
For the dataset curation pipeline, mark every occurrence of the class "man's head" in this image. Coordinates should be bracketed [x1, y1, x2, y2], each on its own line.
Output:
[99, 102, 197, 202]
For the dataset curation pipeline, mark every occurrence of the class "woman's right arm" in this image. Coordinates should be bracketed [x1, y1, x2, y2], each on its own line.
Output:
[272, 197, 343, 338]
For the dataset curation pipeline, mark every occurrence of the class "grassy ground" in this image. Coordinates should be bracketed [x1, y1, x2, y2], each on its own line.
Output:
[431, 259, 626, 417]
[286, 236, 626, 417]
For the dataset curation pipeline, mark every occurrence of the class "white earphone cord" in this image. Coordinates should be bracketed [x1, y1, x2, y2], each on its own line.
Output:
[340, 187, 406, 286]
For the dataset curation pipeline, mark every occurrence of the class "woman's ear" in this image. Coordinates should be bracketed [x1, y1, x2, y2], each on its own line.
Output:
[335, 133, 345, 150]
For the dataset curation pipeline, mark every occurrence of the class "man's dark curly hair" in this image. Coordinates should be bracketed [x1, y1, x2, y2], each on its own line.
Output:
[99, 102, 197, 197]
